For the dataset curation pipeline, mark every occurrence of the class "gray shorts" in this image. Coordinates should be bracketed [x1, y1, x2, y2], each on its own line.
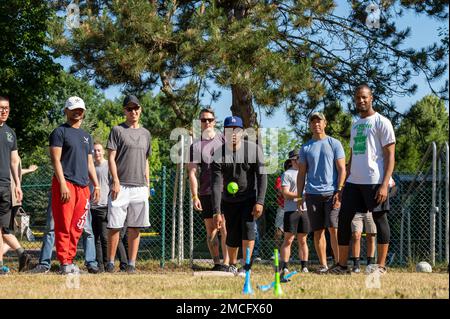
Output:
[351, 212, 377, 233]
[305, 193, 339, 231]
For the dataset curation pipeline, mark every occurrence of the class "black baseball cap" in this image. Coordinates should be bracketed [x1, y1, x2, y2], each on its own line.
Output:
[123, 95, 141, 107]
[288, 149, 299, 160]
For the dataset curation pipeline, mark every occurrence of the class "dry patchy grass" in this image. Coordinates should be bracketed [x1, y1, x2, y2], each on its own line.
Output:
[0, 266, 448, 299]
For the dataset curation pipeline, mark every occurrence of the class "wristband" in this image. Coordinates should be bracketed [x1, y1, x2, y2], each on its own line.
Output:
[94, 186, 101, 190]
[192, 195, 199, 200]
[213, 213, 221, 217]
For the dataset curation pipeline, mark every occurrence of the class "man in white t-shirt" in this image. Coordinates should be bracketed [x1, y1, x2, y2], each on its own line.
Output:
[329, 84, 396, 275]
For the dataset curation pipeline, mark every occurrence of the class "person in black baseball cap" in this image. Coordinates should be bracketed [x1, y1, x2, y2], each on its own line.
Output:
[123, 95, 141, 108]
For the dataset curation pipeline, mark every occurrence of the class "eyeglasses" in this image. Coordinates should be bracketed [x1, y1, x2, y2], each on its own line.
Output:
[125, 107, 140, 112]
[0, 107, 10, 113]
[200, 118, 215, 123]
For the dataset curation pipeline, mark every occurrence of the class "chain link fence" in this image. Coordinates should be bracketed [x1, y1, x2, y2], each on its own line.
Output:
[7, 142, 449, 270]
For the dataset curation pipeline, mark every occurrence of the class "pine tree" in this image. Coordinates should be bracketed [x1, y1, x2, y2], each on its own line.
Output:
[50, 0, 448, 129]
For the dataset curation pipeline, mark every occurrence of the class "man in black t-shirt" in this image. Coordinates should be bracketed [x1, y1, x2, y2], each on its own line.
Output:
[211, 116, 267, 275]
[0, 96, 23, 275]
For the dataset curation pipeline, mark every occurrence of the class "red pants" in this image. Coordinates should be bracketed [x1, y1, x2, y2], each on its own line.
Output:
[52, 177, 90, 265]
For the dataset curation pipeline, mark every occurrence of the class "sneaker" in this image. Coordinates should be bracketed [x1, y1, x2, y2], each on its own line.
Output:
[365, 263, 378, 274]
[352, 266, 361, 273]
[212, 264, 229, 272]
[280, 268, 290, 282]
[366, 264, 387, 275]
[252, 256, 262, 263]
[373, 265, 387, 275]
[227, 264, 239, 275]
[328, 264, 350, 275]
[105, 262, 115, 273]
[315, 265, 329, 274]
[28, 264, 50, 274]
[119, 262, 128, 272]
[237, 267, 246, 277]
[1, 265, 10, 275]
[86, 264, 100, 274]
[301, 267, 309, 273]
[126, 265, 137, 274]
[60, 263, 79, 275]
[19, 253, 32, 272]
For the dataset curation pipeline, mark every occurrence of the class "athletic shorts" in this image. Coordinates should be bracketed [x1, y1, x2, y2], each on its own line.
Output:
[1, 205, 20, 234]
[341, 183, 390, 214]
[0, 186, 12, 229]
[351, 212, 377, 233]
[108, 185, 150, 229]
[222, 198, 256, 248]
[305, 193, 339, 231]
[199, 194, 214, 219]
[275, 207, 284, 231]
[284, 210, 310, 234]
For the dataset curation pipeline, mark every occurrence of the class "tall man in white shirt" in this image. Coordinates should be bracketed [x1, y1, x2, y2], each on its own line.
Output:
[330, 84, 395, 275]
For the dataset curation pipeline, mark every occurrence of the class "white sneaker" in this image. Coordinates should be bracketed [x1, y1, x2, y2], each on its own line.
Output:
[301, 267, 309, 273]
[365, 264, 378, 274]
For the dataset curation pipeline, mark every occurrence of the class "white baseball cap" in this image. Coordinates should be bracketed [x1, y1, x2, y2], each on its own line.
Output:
[64, 96, 86, 110]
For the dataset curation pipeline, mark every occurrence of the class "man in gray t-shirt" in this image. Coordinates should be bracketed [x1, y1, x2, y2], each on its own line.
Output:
[105, 95, 151, 274]
[279, 150, 310, 275]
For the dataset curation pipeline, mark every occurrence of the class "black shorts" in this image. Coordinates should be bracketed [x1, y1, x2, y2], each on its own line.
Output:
[341, 183, 390, 214]
[91, 206, 108, 219]
[284, 210, 310, 234]
[0, 186, 12, 229]
[1, 205, 21, 234]
[222, 198, 256, 248]
[199, 195, 214, 219]
[305, 193, 339, 231]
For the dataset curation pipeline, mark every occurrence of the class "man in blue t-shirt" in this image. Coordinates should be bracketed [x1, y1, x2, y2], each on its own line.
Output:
[297, 112, 346, 274]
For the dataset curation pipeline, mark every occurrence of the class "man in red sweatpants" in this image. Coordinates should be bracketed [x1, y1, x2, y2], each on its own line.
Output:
[49, 96, 100, 274]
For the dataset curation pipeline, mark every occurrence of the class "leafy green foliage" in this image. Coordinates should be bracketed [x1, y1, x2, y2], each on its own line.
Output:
[395, 95, 449, 172]
[0, 0, 61, 156]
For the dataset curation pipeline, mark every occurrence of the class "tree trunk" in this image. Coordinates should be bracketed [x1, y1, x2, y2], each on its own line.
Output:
[226, 1, 258, 129]
[231, 84, 257, 128]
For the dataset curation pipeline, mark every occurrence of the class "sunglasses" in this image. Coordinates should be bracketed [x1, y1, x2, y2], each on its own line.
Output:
[125, 107, 140, 112]
[200, 118, 215, 123]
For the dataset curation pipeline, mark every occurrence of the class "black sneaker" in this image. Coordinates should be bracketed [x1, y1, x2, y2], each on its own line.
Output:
[86, 264, 100, 274]
[19, 253, 32, 272]
[328, 264, 350, 275]
[280, 268, 290, 282]
[126, 265, 137, 274]
[119, 262, 128, 272]
[211, 264, 222, 271]
[28, 264, 50, 274]
[105, 262, 115, 273]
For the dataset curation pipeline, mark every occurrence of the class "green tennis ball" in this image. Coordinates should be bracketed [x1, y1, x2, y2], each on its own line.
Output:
[227, 182, 239, 195]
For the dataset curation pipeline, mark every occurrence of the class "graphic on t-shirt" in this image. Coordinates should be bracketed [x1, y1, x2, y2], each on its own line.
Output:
[352, 124, 372, 155]
[6, 132, 13, 143]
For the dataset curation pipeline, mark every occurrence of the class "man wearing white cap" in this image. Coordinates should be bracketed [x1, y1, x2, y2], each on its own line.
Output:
[49, 96, 100, 274]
